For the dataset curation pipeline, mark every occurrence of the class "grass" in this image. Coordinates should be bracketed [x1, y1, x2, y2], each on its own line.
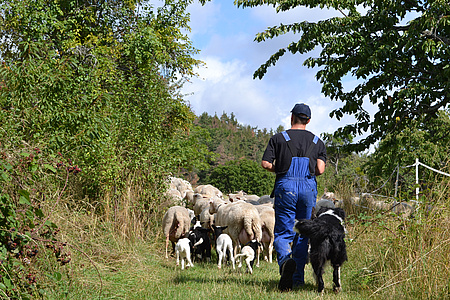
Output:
[39, 180, 450, 300]
[51, 238, 372, 300]
[44, 204, 375, 300]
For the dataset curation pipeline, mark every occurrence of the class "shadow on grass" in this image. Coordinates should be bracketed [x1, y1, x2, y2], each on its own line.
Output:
[172, 265, 318, 294]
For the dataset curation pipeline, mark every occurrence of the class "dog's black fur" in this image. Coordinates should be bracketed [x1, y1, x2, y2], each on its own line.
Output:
[294, 207, 347, 294]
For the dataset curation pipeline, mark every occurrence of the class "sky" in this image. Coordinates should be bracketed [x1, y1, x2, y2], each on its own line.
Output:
[179, 1, 370, 138]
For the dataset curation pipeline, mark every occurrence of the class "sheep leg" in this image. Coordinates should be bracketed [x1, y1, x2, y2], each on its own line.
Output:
[247, 257, 253, 274]
[268, 243, 273, 263]
[256, 246, 260, 267]
[229, 246, 236, 269]
[181, 258, 185, 270]
[186, 249, 194, 268]
[333, 265, 342, 293]
[171, 241, 176, 257]
[165, 235, 169, 259]
[176, 249, 180, 266]
[217, 248, 223, 269]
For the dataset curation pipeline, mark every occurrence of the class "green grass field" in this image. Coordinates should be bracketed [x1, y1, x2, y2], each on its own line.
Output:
[39, 198, 450, 300]
[49, 236, 375, 300]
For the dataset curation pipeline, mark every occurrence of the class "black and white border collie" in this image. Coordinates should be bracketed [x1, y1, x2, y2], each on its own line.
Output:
[294, 207, 348, 294]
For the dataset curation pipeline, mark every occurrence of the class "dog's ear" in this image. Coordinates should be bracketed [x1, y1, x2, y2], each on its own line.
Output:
[311, 207, 316, 219]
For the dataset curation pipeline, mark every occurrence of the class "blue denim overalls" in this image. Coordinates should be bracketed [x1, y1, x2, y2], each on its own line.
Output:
[273, 131, 318, 286]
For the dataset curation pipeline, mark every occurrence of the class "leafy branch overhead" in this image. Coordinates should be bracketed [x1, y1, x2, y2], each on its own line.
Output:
[235, 0, 450, 151]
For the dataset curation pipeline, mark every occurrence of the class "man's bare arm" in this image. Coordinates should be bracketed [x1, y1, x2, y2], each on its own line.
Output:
[315, 159, 325, 176]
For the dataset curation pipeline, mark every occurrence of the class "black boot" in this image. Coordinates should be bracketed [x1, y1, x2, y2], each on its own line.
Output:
[278, 258, 296, 291]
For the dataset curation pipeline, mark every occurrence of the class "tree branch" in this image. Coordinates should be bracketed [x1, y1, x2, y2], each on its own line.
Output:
[422, 30, 450, 45]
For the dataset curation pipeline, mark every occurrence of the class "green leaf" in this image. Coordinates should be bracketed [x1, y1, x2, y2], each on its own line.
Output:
[43, 164, 57, 173]
[18, 190, 31, 205]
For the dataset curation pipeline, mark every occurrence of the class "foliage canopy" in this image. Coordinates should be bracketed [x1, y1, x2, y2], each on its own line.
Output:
[235, 0, 450, 151]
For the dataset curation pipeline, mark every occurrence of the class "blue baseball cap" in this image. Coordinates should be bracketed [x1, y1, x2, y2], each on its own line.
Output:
[291, 103, 311, 119]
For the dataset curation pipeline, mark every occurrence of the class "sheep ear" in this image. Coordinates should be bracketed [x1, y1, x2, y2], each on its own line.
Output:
[194, 238, 203, 247]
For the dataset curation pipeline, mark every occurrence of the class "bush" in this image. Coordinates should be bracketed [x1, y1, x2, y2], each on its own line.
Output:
[207, 159, 275, 196]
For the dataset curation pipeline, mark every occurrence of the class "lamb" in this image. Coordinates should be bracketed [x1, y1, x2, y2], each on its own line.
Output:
[255, 204, 275, 264]
[188, 226, 212, 262]
[212, 225, 235, 269]
[234, 240, 261, 274]
[209, 197, 262, 258]
[162, 206, 191, 259]
[175, 237, 194, 270]
[184, 190, 195, 207]
[228, 191, 260, 203]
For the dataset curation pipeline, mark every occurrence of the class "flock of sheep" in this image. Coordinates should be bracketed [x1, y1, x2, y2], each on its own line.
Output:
[162, 177, 413, 273]
[162, 176, 275, 273]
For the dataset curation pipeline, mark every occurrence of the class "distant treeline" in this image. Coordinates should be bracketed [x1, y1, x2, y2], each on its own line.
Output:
[188, 112, 281, 195]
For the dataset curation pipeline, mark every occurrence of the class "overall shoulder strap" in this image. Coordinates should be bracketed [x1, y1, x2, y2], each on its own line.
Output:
[281, 131, 295, 157]
[305, 135, 319, 158]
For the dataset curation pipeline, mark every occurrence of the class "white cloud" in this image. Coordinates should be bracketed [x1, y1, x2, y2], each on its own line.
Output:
[182, 0, 372, 139]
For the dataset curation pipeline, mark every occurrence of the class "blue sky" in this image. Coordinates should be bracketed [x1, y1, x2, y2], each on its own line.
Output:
[180, 1, 369, 138]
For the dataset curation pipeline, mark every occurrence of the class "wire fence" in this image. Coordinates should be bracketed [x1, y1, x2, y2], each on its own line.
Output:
[370, 158, 450, 201]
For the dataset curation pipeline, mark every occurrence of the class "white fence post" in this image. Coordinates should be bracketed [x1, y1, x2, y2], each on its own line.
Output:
[415, 158, 419, 201]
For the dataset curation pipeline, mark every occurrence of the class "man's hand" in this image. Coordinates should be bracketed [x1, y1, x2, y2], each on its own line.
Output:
[261, 160, 275, 172]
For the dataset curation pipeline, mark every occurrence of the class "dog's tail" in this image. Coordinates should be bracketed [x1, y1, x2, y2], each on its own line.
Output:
[293, 219, 328, 240]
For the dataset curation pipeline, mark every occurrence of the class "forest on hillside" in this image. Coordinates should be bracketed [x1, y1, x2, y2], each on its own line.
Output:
[185, 110, 450, 201]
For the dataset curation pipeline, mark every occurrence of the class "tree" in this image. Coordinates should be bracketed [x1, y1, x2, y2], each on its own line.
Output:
[321, 132, 354, 175]
[318, 133, 369, 195]
[364, 110, 450, 196]
[0, 0, 205, 196]
[235, 0, 450, 151]
[207, 159, 275, 195]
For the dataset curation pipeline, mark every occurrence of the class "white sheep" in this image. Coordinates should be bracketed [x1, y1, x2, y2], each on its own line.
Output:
[199, 206, 215, 231]
[184, 190, 195, 207]
[228, 191, 260, 203]
[255, 204, 275, 264]
[169, 176, 193, 199]
[193, 194, 212, 217]
[257, 195, 274, 206]
[212, 225, 235, 269]
[165, 188, 183, 205]
[209, 197, 262, 258]
[162, 206, 191, 259]
[194, 184, 223, 199]
[175, 237, 194, 270]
